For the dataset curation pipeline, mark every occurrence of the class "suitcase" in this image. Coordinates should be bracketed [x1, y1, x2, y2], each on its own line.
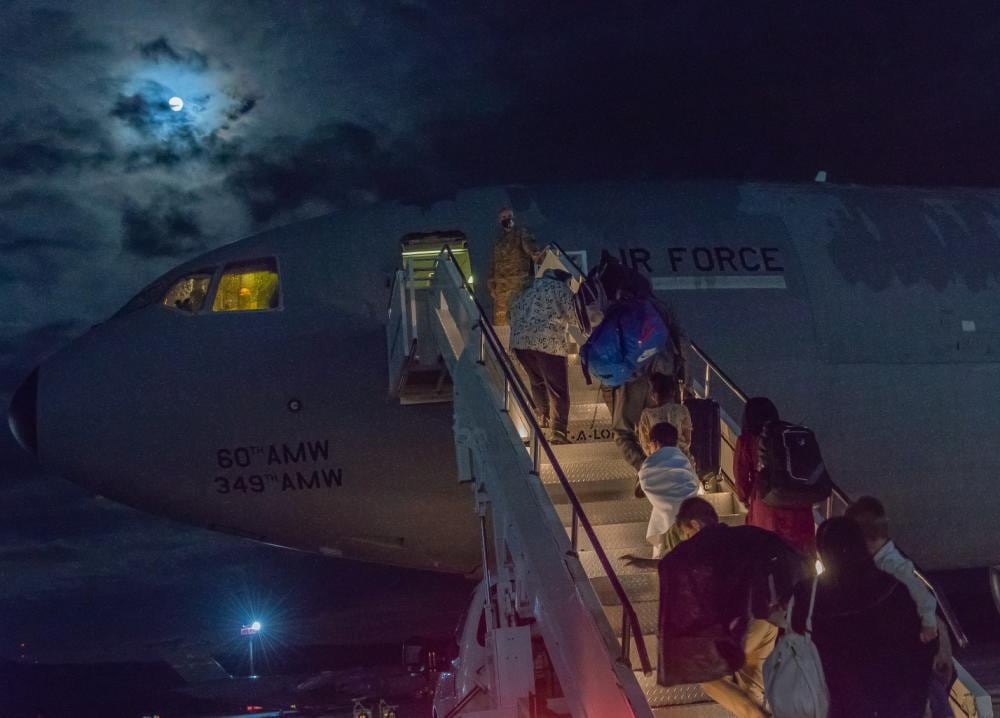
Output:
[684, 397, 721, 478]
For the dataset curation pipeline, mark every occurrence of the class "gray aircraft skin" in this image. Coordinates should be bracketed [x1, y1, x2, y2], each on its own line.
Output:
[8, 180, 1000, 572]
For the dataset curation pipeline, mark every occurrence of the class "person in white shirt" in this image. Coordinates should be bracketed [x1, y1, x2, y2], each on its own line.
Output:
[845, 495, 954, 718]
[638, 421, 701, 558]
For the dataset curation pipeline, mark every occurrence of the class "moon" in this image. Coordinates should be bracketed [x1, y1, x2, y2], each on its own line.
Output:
[168, 96, 184, 112]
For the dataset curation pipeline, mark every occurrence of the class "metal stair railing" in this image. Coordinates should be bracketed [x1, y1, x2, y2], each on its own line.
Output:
[686, 339, 992, 716]
[434, 246, 653, 676]
[685, 339, 970, 648]
[386, 268, 410, 394]
[539, 241, 990, 715]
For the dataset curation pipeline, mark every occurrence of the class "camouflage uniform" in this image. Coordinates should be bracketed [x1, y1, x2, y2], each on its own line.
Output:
[488, 226, 539, 325]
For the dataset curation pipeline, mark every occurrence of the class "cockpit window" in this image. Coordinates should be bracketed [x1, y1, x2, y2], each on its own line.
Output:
[162, 273, 212, 313]
[211, 258, 280, 312]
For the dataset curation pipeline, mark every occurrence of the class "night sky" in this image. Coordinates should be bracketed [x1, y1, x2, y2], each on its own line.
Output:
[3, 0, 1000, 665]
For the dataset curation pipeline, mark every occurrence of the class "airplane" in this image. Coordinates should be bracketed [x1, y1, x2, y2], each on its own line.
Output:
[8, 179, 1000, 578]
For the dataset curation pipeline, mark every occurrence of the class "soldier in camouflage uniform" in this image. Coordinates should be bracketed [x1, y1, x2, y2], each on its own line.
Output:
[487, 207, 542, 325]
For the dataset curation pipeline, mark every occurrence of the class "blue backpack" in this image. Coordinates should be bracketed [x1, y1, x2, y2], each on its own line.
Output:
[580, 299, 669, 387]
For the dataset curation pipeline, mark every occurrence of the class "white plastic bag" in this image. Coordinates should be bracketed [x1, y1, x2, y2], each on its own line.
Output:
[764, 577, 830, 718]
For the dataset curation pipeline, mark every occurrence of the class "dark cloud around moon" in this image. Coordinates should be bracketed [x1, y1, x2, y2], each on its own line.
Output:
[137, 36, 209, 71]
[0, 108, 113, 176]
[0, 7, 110, 62]
[121, 192, 207, 258]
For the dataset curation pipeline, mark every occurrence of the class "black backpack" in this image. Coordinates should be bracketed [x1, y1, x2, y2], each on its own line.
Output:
[757, 421, 832, 508]
[575, 252, 652, 333]
[594, 250, 652, 301]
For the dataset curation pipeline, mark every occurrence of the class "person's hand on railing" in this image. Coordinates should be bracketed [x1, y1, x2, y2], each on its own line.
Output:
[621, 553, 659, 571]
[933, 617, 954, 683]
[920, 624, 939, 644]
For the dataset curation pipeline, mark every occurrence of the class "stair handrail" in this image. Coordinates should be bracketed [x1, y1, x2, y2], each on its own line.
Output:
[438, 245, 653, 675]
[548, 244, 971, 649]
[687, 340, 748, 405]
[686, 338, 970, 649]
[548, 241, 587, 277]
[386, 269, 409, 395]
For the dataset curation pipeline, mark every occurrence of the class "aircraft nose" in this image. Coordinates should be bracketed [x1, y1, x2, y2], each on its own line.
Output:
[8, 368, 38, 457]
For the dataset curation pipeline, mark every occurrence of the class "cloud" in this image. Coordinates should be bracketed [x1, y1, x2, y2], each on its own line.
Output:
[0, 320, 82, 393]
[110, 82, 194, 137]
[121, 193, 207, 258]
[109, 76, 256, 172]
[137, 36, 209, 71]
[110, 92, 160, 133]
[0, 224, 91, 255]
[0, 240, 67, 286]
[0, 191, 106, 291]
[0, 320, 80, 359]
[224, 94, 258, 123]
[227, 121, 450, 223]
[0, 108, 113, 177]
[0, 188, 81, 212]
[0, 8, 108, 63]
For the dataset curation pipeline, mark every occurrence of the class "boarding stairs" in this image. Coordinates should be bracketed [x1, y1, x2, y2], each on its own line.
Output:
[386, 244, 993, 718]
[543, 364, 747, 717]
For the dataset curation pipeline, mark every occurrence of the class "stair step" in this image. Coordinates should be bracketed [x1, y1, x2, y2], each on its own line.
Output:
[578, 547, 657, 578]
[557, 495, 745, 531]
[541, 444, 636, 503]
[564, 423, 615, 445]
[543, 475, 634, 504]
[581, 521, 650, 551]
[518, 352, 745, 714]
[567, 400, 611, 420]
[578, 551, 660, 605]
[652, 705, 730, 717]
[557, 498, 652, 527]
[564, 401, 614, 445]
[591, 573, 659, 606]
[398, 388, 453, 405]
[603, 600, 659, 637]
[569, 514, 746, 554]
[635, 673, 711, 708]
[544, 438, 626, 466]
[700, 490, 746, 518]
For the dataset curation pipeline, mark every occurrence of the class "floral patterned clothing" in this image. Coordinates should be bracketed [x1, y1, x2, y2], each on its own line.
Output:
[509, 276, 578, 357]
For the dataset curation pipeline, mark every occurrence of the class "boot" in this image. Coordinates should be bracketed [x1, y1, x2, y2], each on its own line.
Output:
[549, 430, 571, 445]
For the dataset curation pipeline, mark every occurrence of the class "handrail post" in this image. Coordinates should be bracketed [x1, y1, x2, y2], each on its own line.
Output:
[703, 362, 712, 398]
[570, 508, 579, 551]
[480, 513, 498, 631]
[502, 375, 510, 413]
[531, 431, 540, 476]
[477, 322, 486, 366]
[620, 608, 633, 668]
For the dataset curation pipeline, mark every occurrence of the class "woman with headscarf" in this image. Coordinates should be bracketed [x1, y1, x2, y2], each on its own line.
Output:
[789, 517, 934, 718]
[734, 397, 815, 554]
